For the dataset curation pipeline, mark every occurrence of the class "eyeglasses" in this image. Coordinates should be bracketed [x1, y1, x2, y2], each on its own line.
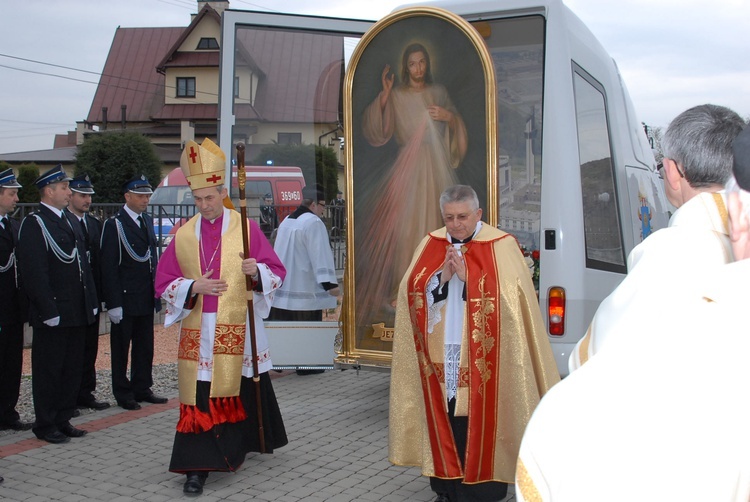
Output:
[657, 158, 686, 179]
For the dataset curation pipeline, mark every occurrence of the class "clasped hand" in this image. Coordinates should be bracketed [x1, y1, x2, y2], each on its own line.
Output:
[440, 246, 466, 284]
[192, 252, 258, 296]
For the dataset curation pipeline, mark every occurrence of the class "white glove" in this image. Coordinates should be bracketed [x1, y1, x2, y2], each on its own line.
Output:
[108, 307, 123, 324]
[43, 316, 60, 327]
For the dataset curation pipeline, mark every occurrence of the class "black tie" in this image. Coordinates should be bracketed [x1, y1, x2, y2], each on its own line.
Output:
[79, 217, 89, 243]
[2, 217, 12, 241]
[138, 215, 149, 240]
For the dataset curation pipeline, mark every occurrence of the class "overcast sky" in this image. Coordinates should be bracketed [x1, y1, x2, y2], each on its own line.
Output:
[0, 0, 747, 154]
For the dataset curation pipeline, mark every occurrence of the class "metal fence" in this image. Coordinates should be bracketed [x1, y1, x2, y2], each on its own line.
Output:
[12, 202, 346, 271]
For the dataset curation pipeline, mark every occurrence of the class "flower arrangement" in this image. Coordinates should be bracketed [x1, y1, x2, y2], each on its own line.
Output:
[520, 245, 540, 290]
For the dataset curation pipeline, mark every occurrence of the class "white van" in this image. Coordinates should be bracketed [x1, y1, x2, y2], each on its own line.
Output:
[218, 0, 669, 374]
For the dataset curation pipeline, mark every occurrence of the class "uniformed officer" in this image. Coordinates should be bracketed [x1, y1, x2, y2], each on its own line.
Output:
[64, 175, 110, 411]
[259, 192, 278, 238]
[17, 165, 98, 444]
[0, 168, 32, 432]
[100, 175, 166, 410]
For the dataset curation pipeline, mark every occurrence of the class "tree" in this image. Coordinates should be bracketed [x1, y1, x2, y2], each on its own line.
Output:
[75, 131, 163, 203]
[643, 123, 663, 162]
[16, 164, 41, 203]
[251, 143, 339, 200]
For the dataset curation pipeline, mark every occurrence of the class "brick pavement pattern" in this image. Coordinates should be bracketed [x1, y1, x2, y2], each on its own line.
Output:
[0, 370, 515, 501]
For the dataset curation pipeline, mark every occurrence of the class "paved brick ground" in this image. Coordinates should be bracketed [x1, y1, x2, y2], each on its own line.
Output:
[0, 370, 515, 501]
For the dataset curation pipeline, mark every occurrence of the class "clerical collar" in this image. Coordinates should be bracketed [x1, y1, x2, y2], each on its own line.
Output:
[204, 213, 223, 225]
[289, 205, 313, 220]
[448, 221, 482, 244]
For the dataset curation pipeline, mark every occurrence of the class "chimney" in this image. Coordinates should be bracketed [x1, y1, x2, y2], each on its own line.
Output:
[121, 104, 127, 129]
[102, 107, 108, 130]
[195, 1, 229, 18]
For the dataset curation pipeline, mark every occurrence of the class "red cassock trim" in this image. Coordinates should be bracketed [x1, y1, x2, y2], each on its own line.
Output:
[407, 236, 503, 481]
[408, 238, 462, 478]
[462, 238, 502, 482]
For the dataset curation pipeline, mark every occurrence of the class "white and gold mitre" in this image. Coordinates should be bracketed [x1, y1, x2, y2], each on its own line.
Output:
[180, 138, 226, 190]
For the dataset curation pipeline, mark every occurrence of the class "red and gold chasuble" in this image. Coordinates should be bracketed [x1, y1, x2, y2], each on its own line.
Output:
[389, 224, 560, 484]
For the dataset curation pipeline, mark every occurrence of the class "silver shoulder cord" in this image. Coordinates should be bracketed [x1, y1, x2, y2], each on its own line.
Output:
[115, 217, 152, 263]
[0, 251, 14, 272]
[33, 214, 79, 264]
[30, 214, 83, 281]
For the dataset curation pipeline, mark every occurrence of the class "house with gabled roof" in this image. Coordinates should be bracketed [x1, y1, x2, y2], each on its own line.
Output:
[81, 0, 344, 174]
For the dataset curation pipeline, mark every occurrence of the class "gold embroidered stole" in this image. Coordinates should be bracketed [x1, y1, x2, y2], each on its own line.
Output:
[407, 234, 503, 481]
[175, 212, 247, 406]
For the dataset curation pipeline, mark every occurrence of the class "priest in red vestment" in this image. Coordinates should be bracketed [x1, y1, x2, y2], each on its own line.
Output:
[389, 185, 559, 502]
[155, 138, 287, 496]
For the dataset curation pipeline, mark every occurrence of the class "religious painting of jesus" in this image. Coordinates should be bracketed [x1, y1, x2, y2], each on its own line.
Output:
[340, 7, 498, 364]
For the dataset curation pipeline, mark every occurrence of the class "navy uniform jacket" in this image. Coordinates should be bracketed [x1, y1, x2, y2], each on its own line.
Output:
[0, 216, 25, 326]
[65, 210, 103, 303]
[99, 208, 159, 316]
[17, 205, 97, 328]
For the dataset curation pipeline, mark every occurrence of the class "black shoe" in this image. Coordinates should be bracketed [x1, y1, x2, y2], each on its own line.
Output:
[79, 400, 110, 411]
[136, 393, 168, 404]
[119, 400, 141, 411]
[40, 431, 70, 444]
[434, 494, 451, 502]
[183, 472, 208, 495]
[60, 424, 87, 438]
[72, 409, 81, 417]
[0, 420, 33, 431]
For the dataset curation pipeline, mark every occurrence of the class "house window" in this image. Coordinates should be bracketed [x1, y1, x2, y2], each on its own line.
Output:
[177, 77, 196, 98]
[197, 37, 219, 50]
[277, 133, 302, 145]
[234, 76, 240, 98]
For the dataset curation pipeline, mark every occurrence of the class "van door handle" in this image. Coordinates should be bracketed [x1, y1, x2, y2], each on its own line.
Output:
[544, 229, 556, 250]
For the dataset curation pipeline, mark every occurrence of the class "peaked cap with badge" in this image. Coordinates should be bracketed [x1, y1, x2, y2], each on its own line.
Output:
[34, 164, 72, 190]
[122, 174, 153, 195]
[0, 168, 22, 189]
[70, 174, 95, 195]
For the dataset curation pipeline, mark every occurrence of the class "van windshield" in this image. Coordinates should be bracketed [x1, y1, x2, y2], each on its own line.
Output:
[150, 186, 195, 206]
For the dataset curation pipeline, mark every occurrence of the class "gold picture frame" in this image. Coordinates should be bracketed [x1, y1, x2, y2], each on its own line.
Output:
[337, 6, 497, 368]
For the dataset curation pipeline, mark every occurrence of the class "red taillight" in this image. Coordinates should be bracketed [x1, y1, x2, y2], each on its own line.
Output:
[547, 287, 565, 336]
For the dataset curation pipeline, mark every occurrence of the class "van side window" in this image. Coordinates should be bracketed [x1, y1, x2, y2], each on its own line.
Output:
[573, 64, 626, 272]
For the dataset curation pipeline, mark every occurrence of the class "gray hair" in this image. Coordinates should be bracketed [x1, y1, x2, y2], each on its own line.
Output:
[661, 104, 745, 189]
[439, 185, 479, 213]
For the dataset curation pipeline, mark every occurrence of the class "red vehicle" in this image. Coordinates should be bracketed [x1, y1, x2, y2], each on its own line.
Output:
[149, 165, 305, 246]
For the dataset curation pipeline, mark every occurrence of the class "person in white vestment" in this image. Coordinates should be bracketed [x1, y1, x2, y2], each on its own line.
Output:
[569, 104, 746, 371]
[516, 124, 750, 502]
[269, 184, 339, 323]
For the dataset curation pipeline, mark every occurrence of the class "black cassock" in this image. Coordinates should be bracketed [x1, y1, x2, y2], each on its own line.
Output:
[169, 373, 288, 473]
